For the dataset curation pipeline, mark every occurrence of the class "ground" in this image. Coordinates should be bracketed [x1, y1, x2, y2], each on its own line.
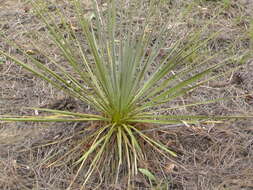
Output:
[0, 0, 253, 189]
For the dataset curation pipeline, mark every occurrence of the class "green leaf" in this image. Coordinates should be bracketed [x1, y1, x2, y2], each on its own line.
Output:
[129, 125, 177, 157]
[139, 168, 157, 181]
[0, 115, 104, 122]
[0, 57, 5, 64]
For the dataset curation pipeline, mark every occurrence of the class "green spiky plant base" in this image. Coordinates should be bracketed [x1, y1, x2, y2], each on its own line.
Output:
[0, 0, 252, 189]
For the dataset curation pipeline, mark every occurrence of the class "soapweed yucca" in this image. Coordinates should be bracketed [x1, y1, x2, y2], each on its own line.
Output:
[0, 0, 251, 188]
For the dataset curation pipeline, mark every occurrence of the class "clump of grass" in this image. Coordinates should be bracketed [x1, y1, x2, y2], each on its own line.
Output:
[0, 0, 251, 188]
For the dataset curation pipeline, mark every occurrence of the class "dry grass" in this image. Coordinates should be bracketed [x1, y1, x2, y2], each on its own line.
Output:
[0, 0, 253, 189]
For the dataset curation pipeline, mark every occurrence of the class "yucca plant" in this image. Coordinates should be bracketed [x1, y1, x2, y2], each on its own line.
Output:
[0, 0, 251, 189]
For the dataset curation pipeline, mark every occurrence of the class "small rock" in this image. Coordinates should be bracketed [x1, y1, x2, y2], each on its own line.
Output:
[2, 23, 9, 30]
[38, 26, 46, 31]
[23, 6, 30, 13]
[48, 5, 57, 12]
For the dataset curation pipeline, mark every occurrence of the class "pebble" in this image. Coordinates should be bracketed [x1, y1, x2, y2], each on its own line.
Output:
[2, 23, 9, 30]
[48, 5, 57, 12]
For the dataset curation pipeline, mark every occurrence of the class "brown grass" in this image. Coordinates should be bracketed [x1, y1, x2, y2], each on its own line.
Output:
[1, 0, 253, 189]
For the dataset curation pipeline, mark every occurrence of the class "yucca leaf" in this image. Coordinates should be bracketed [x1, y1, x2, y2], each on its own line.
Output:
[128, 119, 199, 125]
[133, 57, 248, 114]
[1, 0, 252, 188]
[74, 2, 111, 95]
[132, 114, 253, 120]
[129, 125, 177, 157]
[139, 93, 253, 114]
[115, 127, 123, 183]
[81, 125, 116, 187]
[123, 124, 143, 155]
[123, 124, 145, 174]
[140, 54, 217, 102]
[139, 168, 157, 181]
[131, 30, 204, 104]
[122, 131, 132, 186]
[28, 1, 111, 113]
[152, 58, 240, 103]
[66, 124, 111, 189]
[0, 115, 104, 122]
[75, 126, 110, 165]
[24, 107, 107, 120]
[0, 40, 104, 111]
